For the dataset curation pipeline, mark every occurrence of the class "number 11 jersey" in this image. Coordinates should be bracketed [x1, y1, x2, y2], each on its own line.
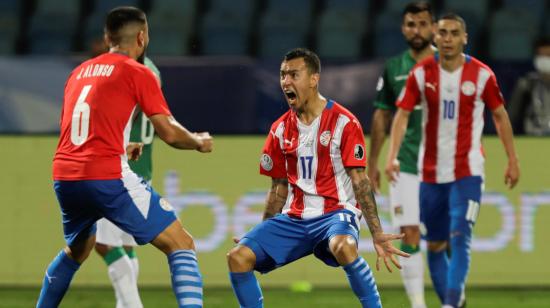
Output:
[53, 53, 171, 180]
[260, 100, 367, 219]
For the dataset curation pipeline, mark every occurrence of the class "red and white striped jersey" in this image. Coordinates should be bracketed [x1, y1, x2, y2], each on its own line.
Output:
[53, 53, 171, 180]
[397, 55, 504, 183]
[260, 100, 367, 219]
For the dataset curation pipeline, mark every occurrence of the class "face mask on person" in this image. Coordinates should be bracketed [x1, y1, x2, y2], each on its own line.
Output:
[534, 55, 550, 74]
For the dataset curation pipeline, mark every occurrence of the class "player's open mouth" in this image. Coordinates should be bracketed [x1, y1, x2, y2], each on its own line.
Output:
[285, 90, 297, 103]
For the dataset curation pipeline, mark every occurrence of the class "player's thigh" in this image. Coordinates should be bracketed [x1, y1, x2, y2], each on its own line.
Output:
[420, 181, 451, 241]
[89, 172, 177, 246]
[96, 218, 138, 247]
[389, 172, 421, 228]
[449, 176, 483, 230]
[240, 215, 312, 273]
[311, 209, 361, 267]
[54, 181, 101, 247]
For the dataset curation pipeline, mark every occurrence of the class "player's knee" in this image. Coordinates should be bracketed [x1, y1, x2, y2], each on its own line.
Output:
[226, 246, 256, 272]
[329, 236, 358, 265]
[401, 225, 421, 245]
[94, 242, 110, 257]
[427, 240, 448, 252]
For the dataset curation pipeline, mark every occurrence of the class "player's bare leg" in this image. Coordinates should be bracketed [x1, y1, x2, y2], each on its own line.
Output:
[36, 235, 95, 308]
[427, 240, 449, 304]
[150, 220, 203, 308]
[95, 243, 142, 308]
[329, 235, 381, 308]
[400, 225, 426, 308]
[227, 245, 263, 307]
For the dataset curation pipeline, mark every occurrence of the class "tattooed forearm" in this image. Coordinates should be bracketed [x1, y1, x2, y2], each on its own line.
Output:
[263, 178, 289, 220]
[351, 172, 383, 235]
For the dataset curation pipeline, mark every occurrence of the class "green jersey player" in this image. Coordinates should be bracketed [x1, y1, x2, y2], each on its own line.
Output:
[94, 57, 161, 308]
[368, 2, 435, 308]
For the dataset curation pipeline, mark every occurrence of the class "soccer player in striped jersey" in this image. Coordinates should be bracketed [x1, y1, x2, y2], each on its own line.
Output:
[368, 3, 435, 307]
[36, 7, 212, 308]
[227, 48, 409, 308]
[93, 57, 161, 308]
[386, 14, 520, 308]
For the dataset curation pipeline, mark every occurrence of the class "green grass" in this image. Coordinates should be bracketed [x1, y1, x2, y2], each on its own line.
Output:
[2, 286, 549, 308]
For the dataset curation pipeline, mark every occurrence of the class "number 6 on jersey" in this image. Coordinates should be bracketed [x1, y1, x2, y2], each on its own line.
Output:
[71, 85, 92, 145]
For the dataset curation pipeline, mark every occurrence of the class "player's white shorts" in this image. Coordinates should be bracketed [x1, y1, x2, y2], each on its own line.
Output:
[389, 172, 420, 228]
[96, 218, 138, 247]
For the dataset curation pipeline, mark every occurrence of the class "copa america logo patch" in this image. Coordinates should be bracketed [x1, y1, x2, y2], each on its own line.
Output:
[319, 130, 331, 147]
[461, 81, 476, 96]
[159, 198, 173, 211]
[260, 153, 273, 171]
[354, 144, 365, 160]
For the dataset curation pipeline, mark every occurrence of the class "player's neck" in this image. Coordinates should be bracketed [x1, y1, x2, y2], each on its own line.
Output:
[297, 93, 326, 125]
[109, 47, 138, 61]
[440, 54, 465, 72]
[409, 46, 435, 62]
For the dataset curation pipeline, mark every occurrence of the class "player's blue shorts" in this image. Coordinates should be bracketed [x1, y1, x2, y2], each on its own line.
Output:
[420, 176, 483, 241]
[53, 171, 177, 246]
[240, 209, 360, 274]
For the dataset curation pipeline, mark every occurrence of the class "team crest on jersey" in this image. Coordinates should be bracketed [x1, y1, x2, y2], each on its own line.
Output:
[354, 144, 365, 160]
[159, 198, 173, 211]
[260, 153, 273, 171]
[461, 81, 476, 96]
[319, 130, 331, 146]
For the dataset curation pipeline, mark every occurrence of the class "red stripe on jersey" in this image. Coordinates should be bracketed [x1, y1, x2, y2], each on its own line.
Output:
[315, 109, 341, 214]
[422, 62, 440, 182]
[287, 184, 305, 218]
[454, 61, 478, 179]
[283, 115, 305, 218]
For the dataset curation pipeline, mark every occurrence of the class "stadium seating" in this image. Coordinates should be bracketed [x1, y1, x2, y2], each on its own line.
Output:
[384, 0, 414, 15]
[199, 0, 255, 55]
[316, 8, 368, 60]
[0, 0, 19, 54]
[257, 0, 312, 59]
[489, 8, 540, 60]
[147, 0, 196, 55]
[324, 0, 369, 11]
[501, 0, 546, 25]
[373, 11, 406, 58]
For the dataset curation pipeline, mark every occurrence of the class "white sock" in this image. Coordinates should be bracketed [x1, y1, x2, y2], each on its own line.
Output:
[108, 255, 143, 308]
[129, 256, 139, 281]
[400, 252, 426, 308]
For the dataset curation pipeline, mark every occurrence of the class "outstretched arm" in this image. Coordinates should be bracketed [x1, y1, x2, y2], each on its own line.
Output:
[149, 114, 213, 152]
[262, 178, 289, 220]
[491, 105, 520, 189]
[346, 167, 410, 272]
[368, 109, 393, 192]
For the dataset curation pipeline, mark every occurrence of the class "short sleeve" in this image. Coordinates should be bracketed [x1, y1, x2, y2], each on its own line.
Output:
[481, 72, 505, 111]
[396, 71, 421, 112]
[134, 68, 171, 117]
[340, 118, 367, 168]
[259, 123, 287, 178]
[373, 66, 396, 111]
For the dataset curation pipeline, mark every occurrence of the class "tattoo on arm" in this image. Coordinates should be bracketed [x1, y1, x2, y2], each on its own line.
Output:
[350, 169, 383, 235]
[263, 178, 289, 220]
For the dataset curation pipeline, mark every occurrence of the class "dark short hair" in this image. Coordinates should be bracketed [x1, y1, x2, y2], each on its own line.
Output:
[283, 48, 321, 74]
[402, 1, 434, 21]
[534, 37, 550, 53]
[438, 13, 467, 32]
[105, 6, 147, 44]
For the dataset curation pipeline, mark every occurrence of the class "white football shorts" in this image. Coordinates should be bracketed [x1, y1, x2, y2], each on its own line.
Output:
[389, 172, 420, 228]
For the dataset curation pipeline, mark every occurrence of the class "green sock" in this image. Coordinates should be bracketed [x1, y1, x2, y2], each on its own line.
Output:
[401, 243, 421, 254]
[126, 249, 137, 259]
[103, 247, 126, 265]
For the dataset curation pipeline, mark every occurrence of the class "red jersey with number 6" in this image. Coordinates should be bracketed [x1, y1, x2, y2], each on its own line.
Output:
[259, 100, 367, 219]
[53, 53, 171, 180]
[397, 55, 504, 183]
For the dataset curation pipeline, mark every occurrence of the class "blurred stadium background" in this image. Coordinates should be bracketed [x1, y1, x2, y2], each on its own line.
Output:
[1, 0, 549, 307]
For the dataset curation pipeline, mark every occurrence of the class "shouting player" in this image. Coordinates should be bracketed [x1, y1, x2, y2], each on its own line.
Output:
[386, 14, 520, 308]
[36, 7, 212, 308]
[227, 48, 409, 308]
[368, 2, 435, 307]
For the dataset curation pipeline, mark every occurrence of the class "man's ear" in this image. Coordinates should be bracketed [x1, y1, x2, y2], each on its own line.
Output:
[310, 73, 320, 88]
[137, 30, 145, 48]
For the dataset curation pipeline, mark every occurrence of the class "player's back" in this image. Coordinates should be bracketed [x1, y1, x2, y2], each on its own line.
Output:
[53, 52, 167, 181]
